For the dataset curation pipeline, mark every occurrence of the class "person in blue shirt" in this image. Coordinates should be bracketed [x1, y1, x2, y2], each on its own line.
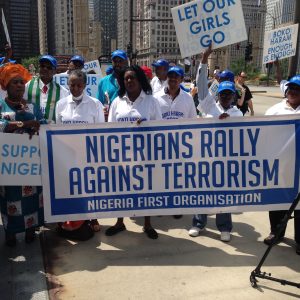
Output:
[96, 50, 128, 105]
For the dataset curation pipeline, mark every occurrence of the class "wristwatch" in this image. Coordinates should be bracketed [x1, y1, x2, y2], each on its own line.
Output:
[16, 121, 24, 128]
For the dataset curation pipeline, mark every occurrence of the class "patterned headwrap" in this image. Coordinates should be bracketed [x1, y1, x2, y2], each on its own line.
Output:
[0, 63, 32, 90]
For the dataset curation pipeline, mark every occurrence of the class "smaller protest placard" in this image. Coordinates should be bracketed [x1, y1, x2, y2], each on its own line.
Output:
[0, 133, 41, 186]
[171, 0, 247, 57]
[54, 74, 102, 98]
[83, 60, 103, 76]
[263, 24, 299, 64]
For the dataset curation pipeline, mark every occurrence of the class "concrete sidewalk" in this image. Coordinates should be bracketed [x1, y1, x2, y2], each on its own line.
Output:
[42, 212, 300, 300]
[0, 226, 49, 300]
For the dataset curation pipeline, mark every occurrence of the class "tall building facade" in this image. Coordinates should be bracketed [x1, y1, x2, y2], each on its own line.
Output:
[73, 0, 89, 58]
[0, 0, 39, 60]
[94, 0, 118, 55]
[52, 0, 75, 55]
[37, 0, 48, 54]
[117, 0, 136, 51]
[135, 0, 188, 66]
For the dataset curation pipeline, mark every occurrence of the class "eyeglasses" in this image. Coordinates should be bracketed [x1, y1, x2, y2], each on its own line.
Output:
[239, 75, 247, 79]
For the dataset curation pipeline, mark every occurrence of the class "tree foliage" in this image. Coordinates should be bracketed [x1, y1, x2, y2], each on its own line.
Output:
[21, 56, 40, 70]
[230, 58, 260, 79]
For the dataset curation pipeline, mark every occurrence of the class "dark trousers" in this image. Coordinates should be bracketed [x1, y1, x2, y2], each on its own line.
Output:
[269, 210, 300, 244]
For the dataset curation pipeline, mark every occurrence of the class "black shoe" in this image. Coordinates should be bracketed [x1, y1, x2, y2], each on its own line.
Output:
[5, 232, 16, 247]
[296, 244, 300, 255]
[263, 233, 283, 246]
[143, 227, 158, 239]
[173, 215, 182, 219]
[105, 225, 126, 236]
[25, 228, 36, 243]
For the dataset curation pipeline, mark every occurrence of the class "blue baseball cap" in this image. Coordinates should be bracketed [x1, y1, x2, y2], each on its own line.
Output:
[152, 59, 169, 68]
[70, 55, 84, 65]
[39, 55, 57, 69]
[167, 66, 184, 77]
[111, 49, 127, 60]
[219, 69, 235, 82]
[286, 75, 300, 87]
[218, 81, 236, 94]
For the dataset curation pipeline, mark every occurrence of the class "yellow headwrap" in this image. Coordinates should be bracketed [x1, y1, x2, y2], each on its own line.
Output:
[0, 63, 32, 90]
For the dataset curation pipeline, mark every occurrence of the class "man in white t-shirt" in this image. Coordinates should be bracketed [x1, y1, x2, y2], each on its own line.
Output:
[24, 55, 69, 123]
[151, 59, 169, 94]
[155, 66, 197, 120]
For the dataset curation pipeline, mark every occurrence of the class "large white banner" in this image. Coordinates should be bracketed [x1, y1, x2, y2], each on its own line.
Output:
[0, 133, 41, 185]
[40, 116, 300, 222]
[171, 0, 247, 58]
[263, 24, 299, 64]
[54, 74, 102, 98]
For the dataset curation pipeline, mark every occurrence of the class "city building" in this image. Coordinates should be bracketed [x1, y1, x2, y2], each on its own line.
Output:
[73, 0, 89, 59]
[52, 0, 75, 55]
[94, 0, 118, 56]
[134, 0, 188, 66]
[117, 0, 136, 52]
[37, 0, 48, 54]
[0, 0, 40, 60]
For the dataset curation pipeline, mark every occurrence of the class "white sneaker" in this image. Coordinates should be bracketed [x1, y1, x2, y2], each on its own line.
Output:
[188, 227, 204, 237]
[220, 231, 231, 242]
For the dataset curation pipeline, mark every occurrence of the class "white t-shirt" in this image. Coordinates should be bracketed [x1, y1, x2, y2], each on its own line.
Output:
[265, 99, 300, 115]
[24, 79, 69, 116]
[108, 90, 162, 123]
[150, 76, 168, 94]
[197, 93, 243, 118]
[154, 88, 197, 119]
[56, 94, 105, 124]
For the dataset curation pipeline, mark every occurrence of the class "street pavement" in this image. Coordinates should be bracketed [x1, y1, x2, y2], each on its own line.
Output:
[1, 86, 299, 300]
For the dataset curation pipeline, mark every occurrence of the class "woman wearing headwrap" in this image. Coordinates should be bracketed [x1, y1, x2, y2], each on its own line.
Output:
[0, 63, 46, 247]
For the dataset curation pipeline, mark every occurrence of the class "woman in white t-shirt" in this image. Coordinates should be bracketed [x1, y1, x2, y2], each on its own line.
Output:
[55, 70, 105, 236]
[107, 65, 162, 239]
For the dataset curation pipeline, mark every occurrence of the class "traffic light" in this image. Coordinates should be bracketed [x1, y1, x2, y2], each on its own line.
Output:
[245, 42, 253, 61]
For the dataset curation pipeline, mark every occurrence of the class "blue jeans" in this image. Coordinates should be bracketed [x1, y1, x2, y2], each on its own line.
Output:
[192, 213, 232, 232]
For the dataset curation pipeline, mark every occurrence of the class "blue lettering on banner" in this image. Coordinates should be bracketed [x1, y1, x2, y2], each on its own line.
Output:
[2, 144, 39, 158]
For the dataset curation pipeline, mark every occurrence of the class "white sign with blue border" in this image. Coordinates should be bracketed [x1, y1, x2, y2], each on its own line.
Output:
[171, 0, 247, 58]
[39, 116, 300, 222]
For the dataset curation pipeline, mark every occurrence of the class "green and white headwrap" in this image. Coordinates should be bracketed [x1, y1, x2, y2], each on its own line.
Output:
[27, 77, 61, 122]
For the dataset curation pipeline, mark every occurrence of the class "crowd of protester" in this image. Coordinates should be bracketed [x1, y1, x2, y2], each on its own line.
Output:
[0, 44, 299, 255]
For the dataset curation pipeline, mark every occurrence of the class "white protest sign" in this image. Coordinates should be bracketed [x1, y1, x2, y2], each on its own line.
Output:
[83, 60, 103, 76]
[263, 24, 299, 64]
[54, 74, 102, 98]
[0, 133, 41, 185]
[171, 0, 247, 58]
[1, 9, 11, 46]
[39, 116, 300, 222]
